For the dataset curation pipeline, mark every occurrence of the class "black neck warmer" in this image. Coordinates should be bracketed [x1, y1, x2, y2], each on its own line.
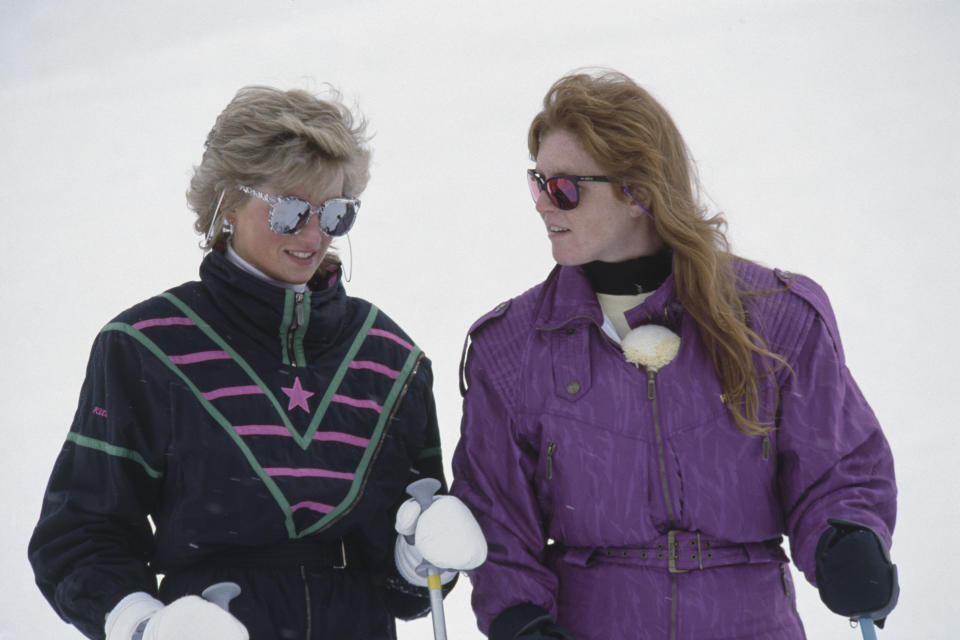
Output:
[582, 249, 673, 295]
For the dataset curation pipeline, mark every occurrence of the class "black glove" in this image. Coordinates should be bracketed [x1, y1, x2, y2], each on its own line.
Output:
[815, 518, 899, 627]
[490, 603, 576, 640]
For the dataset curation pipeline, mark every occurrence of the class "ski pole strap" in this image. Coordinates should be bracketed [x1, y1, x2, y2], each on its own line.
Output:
[559, 532, 789, 573]
[132, 619, 150, 640]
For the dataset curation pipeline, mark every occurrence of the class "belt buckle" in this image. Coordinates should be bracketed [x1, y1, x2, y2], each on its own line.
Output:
[668, 530, 701, 574]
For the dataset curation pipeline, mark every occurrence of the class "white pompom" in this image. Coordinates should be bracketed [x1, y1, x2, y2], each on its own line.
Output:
[621, 324, 681, 371]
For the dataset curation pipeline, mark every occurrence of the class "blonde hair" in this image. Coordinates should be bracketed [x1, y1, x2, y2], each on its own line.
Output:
[188, 85, 371, 258]
[529, 69, 785, 436]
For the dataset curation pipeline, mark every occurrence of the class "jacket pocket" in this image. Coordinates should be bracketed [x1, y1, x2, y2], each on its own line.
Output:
[534, 417, 658, 546]
[669, 408, 781, 538]
[549, 328, 593, 403]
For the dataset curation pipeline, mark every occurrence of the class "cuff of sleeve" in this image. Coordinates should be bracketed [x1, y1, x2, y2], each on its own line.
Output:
[394, 535, 457, 587]
[105, 592, 164, 640]
[489, 603, 553, 640]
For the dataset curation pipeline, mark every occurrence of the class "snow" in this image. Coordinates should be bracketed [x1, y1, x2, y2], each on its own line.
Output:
[2, 1, 957, 638]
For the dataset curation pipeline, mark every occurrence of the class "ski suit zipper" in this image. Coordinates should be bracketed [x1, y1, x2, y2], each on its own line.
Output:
[286, 292, 306, 367]
[647, 367, 681, 640]
[646, 370, 677, 524]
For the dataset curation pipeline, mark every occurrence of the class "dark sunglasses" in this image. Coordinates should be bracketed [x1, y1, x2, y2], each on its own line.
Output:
[527, 169, 611, 210]
[237, 185, 359, 237]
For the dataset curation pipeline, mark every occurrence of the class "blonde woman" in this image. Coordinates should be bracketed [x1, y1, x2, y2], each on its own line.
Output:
[29, 86, 485, 640]
[452, 70, 897, 640]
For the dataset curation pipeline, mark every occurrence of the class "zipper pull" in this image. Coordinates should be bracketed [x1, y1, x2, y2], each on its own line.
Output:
[647, 370, 656, 400]
[295, 292, 305, 326]
[546, 442, 556, 480]
[762, 434, 771, 461]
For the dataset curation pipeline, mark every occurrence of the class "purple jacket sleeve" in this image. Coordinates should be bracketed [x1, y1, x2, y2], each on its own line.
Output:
[775, 278, 897, 585]
[451, 333, 558, 633]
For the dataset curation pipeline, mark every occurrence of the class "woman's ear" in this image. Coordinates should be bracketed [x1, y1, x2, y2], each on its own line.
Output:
[625, 187, 653, 219]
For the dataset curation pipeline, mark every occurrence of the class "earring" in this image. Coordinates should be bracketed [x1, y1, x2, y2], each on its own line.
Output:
[222, 218, 235, 235]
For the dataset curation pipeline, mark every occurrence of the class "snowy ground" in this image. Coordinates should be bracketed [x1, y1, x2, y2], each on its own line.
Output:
[2, 1, 957, 638]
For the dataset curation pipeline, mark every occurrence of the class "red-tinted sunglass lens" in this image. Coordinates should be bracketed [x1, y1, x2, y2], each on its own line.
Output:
[546, 178, 578, 210]
[527, 172, 542, 203]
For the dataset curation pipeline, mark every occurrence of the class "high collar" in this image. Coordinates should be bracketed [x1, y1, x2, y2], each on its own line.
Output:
[199, 250, 348, 354]
[534, 264, 683, 332]
[225, 242, 309, 293]
[582, 249, 673, 295]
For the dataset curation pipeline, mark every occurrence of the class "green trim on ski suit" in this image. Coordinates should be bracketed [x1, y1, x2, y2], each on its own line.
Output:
[103, 298, 422, 539]
[66, 432, 163, 479]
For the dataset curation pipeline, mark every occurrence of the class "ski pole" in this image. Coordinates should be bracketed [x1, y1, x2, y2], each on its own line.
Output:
[202, 582, 242, 613]
[858, 618, 878, 640]
[405, 478, 447, 640]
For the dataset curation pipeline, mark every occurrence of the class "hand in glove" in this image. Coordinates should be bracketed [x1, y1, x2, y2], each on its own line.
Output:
[394, 493, 487, 587]
[490, 603, 576, 640]
[815, 518, 899, 627]
[516, 622, 576, 640]
[105, 591, 249, 640]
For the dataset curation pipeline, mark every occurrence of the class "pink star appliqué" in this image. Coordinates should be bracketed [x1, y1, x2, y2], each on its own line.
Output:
[281, 376, 315, 412]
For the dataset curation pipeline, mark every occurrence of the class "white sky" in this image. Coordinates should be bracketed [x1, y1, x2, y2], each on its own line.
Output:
[2, 1, 958, 638]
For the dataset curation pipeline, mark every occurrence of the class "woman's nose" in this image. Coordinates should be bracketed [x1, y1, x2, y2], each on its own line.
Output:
[534, 189, 555, 216]
[300, 211, 326, 237]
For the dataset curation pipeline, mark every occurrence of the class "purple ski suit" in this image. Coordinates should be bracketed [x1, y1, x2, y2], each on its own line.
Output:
[451, 261, 896, 640]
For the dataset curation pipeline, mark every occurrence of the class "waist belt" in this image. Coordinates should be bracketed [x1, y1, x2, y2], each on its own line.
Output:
[187, 537, 356, 572]
[558, 531, 788, 574]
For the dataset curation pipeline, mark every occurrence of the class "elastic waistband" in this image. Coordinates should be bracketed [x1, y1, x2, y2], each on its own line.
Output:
[557, 532, 788, 574]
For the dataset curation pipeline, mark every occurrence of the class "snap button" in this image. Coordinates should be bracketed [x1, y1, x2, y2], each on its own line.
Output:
[566, 381, 580, 394]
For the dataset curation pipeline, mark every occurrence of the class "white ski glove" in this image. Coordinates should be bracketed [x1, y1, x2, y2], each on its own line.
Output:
[105, 592, 249, 640]
[394, 494, 487, 587]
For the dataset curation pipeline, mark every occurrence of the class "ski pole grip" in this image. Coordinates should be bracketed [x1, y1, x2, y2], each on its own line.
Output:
[403, 478, 442, 558]
[406, 477, 441, 511]
[201, 582, 242, 613]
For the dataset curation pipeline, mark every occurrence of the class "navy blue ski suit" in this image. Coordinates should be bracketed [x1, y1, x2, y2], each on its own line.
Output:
[29, 251, 449, 639]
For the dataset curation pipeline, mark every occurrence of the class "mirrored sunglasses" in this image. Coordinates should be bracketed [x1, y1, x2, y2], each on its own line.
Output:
[237, 185, 359, 237]
[527, 169, 611, 210]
